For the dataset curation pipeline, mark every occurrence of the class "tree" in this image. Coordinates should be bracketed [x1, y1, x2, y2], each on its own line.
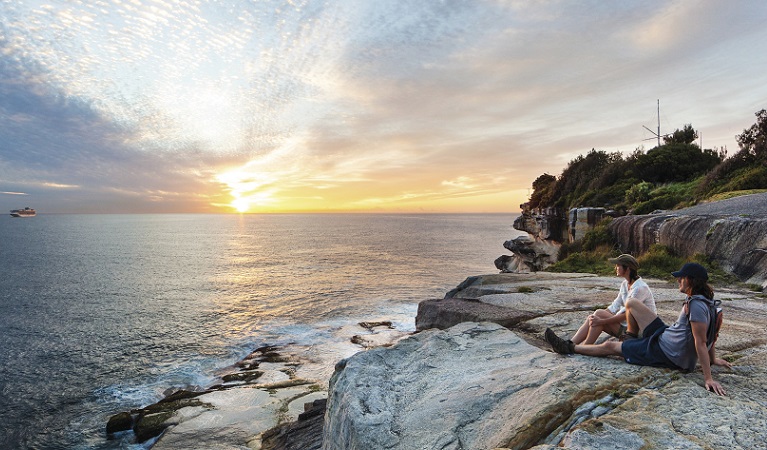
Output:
[663, 124, 699, 145]
[736, 109, 767, 163]
[527, 173, 557, 210]
[634, 143, 720, 183]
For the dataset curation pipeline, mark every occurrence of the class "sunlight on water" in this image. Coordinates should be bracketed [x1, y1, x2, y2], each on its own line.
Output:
[0, 213, 521, 449]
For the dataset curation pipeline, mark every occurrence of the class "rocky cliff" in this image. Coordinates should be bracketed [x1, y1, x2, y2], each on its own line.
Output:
[323, 272, 767, 450]
[610, 193, 767, 289]
[496, 207, 605, 272]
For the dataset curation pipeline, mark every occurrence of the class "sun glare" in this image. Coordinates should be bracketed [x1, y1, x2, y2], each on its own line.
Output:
[232, 197, 250, 213]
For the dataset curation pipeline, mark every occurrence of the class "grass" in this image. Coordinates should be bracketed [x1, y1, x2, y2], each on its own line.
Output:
[705, 189, 767, 202]
[546, 243, 741, 286]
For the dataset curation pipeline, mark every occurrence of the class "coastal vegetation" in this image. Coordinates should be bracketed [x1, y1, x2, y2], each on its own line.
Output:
[529, 109, 767, 281]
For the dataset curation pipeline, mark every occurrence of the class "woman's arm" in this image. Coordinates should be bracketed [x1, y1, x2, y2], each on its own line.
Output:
[691, 321, 726, 395]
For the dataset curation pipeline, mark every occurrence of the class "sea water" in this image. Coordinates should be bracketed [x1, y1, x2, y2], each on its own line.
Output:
[0, 213, 522, 449]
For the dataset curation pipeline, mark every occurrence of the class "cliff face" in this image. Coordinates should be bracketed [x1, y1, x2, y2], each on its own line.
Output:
[323, 272, 767, 450]
[610, 214, 767, 288]
[496, 207, 605, 272]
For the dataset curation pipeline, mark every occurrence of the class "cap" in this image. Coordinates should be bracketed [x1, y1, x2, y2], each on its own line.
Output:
[671, 262, 709, 280]
[608, 254, 639, 270]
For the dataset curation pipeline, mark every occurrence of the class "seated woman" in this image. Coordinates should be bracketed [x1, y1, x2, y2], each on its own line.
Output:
[570, 254, 656, 345]
[544, 262, 731, 396]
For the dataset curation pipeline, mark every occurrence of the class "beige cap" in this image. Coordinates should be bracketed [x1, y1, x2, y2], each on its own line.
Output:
[608, 254, 639, 270]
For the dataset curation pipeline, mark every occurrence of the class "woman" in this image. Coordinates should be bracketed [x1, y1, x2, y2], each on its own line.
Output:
[570, 254, 656, 345]
[544, 262, 731, 396]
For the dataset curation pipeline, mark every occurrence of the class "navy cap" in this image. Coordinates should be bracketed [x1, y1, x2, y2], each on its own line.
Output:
[671, 262, 708, 281]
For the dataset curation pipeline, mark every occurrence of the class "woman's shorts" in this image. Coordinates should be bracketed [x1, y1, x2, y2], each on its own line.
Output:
[621, 317, 680, 369]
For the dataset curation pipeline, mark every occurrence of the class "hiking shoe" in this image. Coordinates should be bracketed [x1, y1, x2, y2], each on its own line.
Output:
[619, 332, 638, 342]
[544, 328, 575, 355]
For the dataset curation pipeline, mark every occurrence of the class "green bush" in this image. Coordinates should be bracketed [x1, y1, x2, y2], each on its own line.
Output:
[581, 218, 615, 251]
[636, 245, 685, 280]
[632, 194, 682, 215]
[625, 181, 653, 204]
[546, 249, 616, 276]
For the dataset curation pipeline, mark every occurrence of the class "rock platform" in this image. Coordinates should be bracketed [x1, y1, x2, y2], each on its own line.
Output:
[324, 272, 767, 450]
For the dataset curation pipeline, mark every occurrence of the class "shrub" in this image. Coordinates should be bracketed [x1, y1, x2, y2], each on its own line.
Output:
[636, 245, 685, 280]
[625, 181, 653, 204]
[546, 248, 616, 276]
[580, 218, 615, 251]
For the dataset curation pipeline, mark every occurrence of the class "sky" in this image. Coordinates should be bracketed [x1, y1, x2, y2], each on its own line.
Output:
[1, 0, 767, 214]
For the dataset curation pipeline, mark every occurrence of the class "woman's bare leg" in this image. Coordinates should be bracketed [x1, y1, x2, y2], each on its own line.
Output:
[625, 298, 658, 336]
[571, 316, 591, 344]
[583, 309, 619, 344]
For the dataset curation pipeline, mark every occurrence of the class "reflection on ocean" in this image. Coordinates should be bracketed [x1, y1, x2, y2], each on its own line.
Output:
[0, 213, 521, 449]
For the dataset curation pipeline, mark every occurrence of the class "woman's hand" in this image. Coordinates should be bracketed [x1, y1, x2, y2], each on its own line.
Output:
[588, 315, 606, 327]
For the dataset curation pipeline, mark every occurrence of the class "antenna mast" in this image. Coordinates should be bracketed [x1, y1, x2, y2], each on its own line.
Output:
[656, 99, 660, 147]
[642, 99, 668, 147]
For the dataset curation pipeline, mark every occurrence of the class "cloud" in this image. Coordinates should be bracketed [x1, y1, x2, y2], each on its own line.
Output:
[2, 0, 767, 213]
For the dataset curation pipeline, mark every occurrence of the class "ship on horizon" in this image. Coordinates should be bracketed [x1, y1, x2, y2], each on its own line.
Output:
[10, 207, 36, 217]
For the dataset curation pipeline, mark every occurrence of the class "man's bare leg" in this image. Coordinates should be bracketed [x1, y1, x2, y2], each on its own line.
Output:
[625, 298, 658, 336]
[574, 340, 623, 357]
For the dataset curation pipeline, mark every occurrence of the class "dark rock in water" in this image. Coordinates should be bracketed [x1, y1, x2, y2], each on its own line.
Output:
[222, 370, 264, 383]
[106, 411, 133, 434]
[134, 411, 176, 443]
[358, 320, 393, 330]
[260, 398, 327, 450]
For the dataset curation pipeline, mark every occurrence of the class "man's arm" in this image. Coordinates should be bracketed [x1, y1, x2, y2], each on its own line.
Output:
[709, 341, 732, 369]
[691, 321, 726, 395]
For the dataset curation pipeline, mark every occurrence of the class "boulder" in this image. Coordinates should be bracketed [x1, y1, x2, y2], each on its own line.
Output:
[610, 214, 767, 288]
[568, 207, 606, 242]
[323, 322, 674, 450]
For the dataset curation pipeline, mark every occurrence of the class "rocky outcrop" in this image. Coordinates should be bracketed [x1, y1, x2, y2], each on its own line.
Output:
[106, 319, 411, 449]
[497, 207, 605, 273]
[610, 213, 767, 289]
[323, 272, 767, 449]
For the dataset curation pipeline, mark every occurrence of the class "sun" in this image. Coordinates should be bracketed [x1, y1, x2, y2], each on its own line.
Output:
[232, 197, 250, 213]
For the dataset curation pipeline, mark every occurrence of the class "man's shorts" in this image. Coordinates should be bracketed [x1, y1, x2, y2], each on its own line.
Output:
[621, 317, 680, 369]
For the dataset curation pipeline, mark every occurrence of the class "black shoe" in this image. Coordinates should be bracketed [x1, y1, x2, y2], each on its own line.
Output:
[544, 328, 575, 355]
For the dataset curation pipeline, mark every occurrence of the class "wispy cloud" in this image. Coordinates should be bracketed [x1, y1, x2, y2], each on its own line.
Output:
[1, 0, 766, 213]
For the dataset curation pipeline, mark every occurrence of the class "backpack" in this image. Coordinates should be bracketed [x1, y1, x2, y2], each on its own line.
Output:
[687, 297, 723, 347]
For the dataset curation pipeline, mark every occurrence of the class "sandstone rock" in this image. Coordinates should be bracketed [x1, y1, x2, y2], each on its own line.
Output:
[322, 322, 671, 450]
[609, 196, 767, 288]
[502, 235, 561, 271]
[326, 272, 767, 450]
[568, 207, 605, 242]
[261, 398, 327, 450]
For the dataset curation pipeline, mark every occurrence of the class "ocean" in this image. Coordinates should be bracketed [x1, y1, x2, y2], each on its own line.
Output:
[0, 213, 522, 449]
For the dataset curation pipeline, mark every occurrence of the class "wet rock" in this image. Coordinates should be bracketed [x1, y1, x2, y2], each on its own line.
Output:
[261, 398, 326, 450]
[105, 411, 133, 434]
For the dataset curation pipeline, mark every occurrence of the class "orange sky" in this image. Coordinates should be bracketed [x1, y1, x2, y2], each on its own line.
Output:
[2, 1, 767, 214]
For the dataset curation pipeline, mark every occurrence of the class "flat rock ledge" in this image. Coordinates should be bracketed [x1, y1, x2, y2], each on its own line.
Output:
[106, 320, 410, 449]
[323, 272, 767, 450]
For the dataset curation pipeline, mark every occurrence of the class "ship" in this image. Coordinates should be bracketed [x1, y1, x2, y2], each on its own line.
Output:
[10, 207, 36, 217]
